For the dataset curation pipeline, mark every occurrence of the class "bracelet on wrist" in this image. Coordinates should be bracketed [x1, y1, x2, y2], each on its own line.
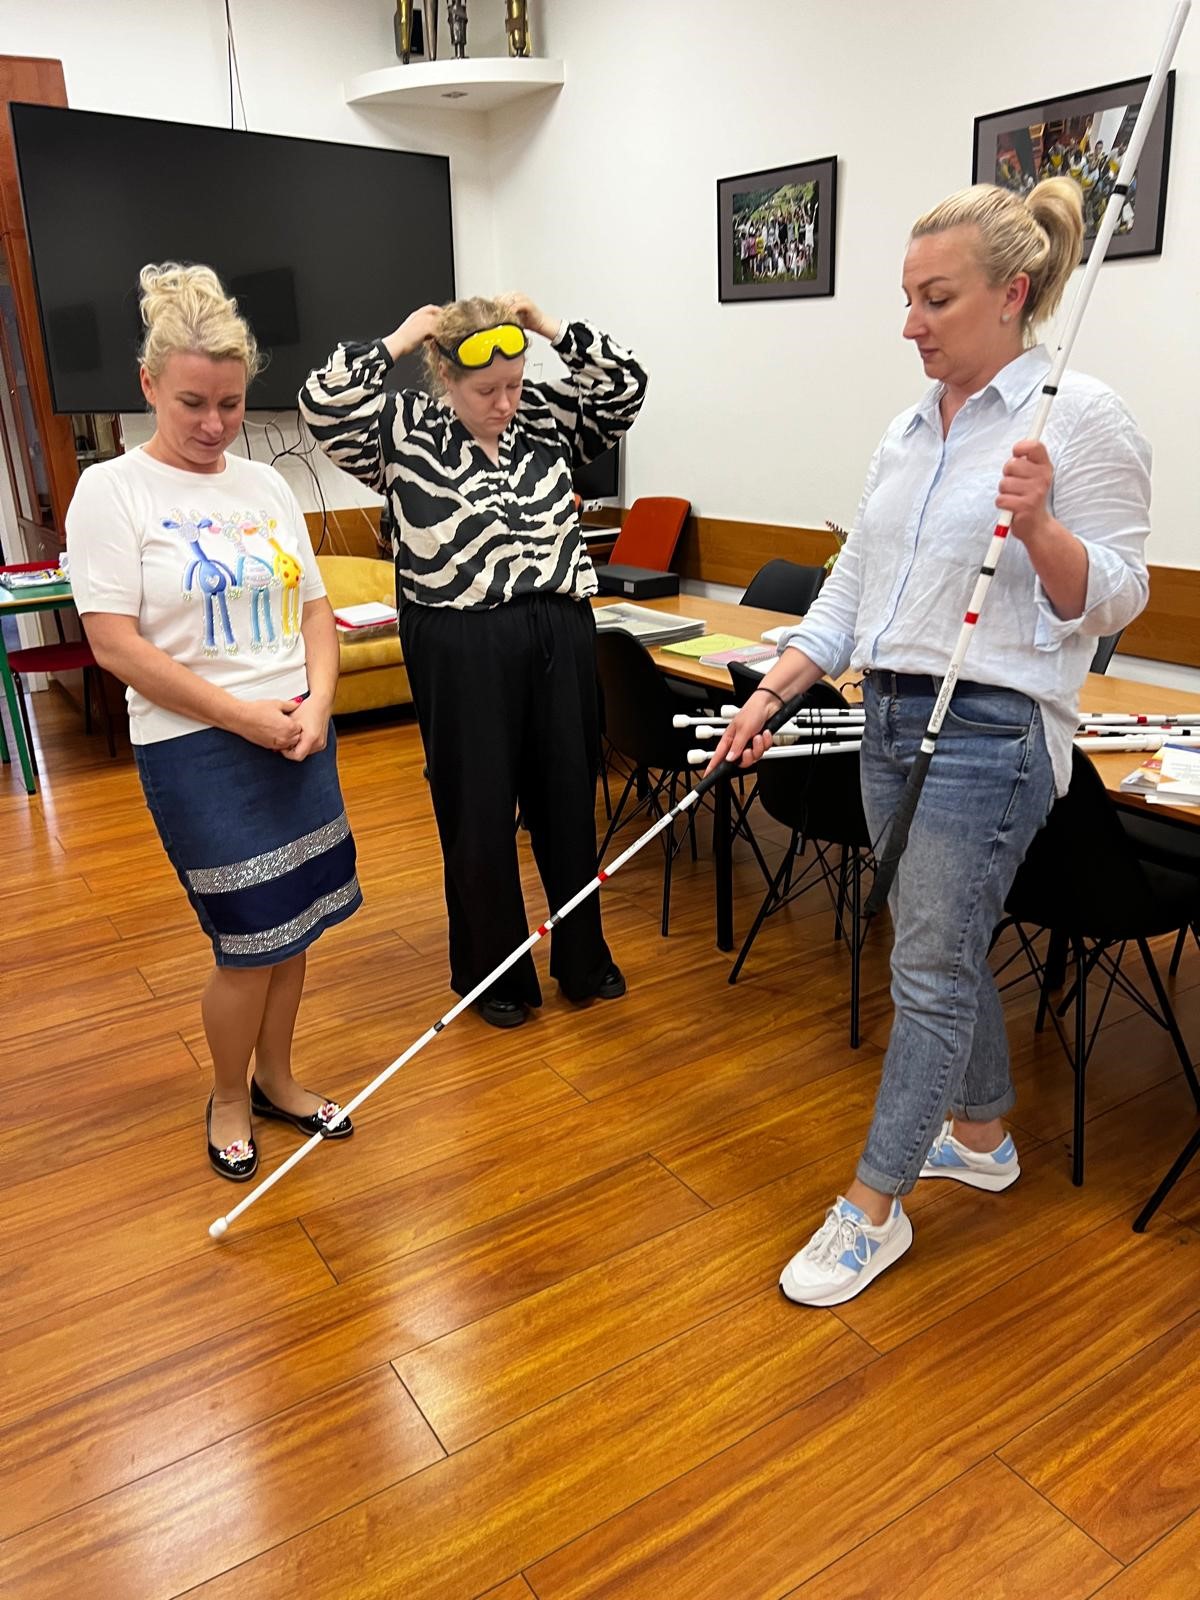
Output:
[755, 685, 785, 707]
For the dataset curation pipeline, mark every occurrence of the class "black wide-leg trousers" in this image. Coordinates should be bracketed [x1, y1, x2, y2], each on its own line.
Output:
[400, 593, 612, 1007]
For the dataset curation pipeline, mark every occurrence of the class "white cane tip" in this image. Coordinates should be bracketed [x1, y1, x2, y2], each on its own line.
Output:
[671, 714, 690, 728]
[695, 725, 714, 741]
[687, 748, 706, 765]
[720, 705, 740, 719]
[209, 1217, 229, 1240]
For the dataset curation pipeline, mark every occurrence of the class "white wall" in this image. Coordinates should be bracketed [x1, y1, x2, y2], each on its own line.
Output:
[0, 0, 509, 511]
[490, 0, 1200, 571]
[3, 0, 1197, 571]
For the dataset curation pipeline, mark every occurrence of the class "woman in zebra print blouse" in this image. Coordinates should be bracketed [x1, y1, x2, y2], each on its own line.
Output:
[301, 295, 647, 1028]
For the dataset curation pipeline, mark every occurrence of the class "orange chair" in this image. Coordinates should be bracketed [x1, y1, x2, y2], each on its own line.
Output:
[607, 497, 690, 572]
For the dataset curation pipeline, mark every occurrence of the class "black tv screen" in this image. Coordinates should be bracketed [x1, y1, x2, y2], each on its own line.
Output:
[573, 441, 621, 501]
[10, 104, 455, 412]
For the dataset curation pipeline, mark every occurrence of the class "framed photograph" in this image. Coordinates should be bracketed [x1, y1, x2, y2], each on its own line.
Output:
[972, 72, 1176, 262]
[717, 156, 837, 302]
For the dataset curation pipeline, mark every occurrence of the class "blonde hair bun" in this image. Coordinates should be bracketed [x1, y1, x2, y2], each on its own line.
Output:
[138, 261, 262, 380]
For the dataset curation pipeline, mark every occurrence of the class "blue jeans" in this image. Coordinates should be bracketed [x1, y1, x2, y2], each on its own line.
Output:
[856, 677, 1056, 1196]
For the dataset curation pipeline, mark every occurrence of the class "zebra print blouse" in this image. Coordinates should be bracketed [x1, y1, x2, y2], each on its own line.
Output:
[299, 321, 647, 610]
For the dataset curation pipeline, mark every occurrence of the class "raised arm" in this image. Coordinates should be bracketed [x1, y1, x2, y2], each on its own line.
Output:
[299, 305, 442, 492]
[506, 294, 648, 467]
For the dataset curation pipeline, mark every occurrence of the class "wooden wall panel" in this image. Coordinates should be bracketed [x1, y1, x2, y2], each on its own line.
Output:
[312, 501, 1197, 668]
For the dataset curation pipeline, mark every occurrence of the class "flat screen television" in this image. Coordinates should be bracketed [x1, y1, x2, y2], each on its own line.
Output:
[10, 104, 455, 412]
[572, 440, 621, 502]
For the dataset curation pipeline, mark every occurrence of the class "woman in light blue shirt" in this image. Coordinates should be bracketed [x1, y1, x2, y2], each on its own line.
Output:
[714, 178, 1150, 1307]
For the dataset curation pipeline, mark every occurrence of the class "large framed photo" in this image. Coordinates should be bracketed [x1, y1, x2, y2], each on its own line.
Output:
[717, 156, 837, 302]
[972, 73, 1176, 262]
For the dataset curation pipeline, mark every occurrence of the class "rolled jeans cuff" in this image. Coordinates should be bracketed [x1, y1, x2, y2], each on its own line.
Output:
[950, 1086, 1017, 1122]
[855, 1155, 919, 1199]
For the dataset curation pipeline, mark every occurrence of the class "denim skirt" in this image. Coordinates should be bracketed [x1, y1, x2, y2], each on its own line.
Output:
[134, 725, 362, 968]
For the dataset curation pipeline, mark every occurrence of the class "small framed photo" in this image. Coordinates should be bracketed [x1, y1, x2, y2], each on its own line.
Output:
[972, 72, 1176, 262]
[717, 156, 837, 302]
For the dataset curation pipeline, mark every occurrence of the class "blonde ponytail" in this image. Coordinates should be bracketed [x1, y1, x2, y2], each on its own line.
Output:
[910, 179, 1084, 337]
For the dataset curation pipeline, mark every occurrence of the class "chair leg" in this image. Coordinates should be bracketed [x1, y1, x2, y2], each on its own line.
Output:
[849, 848, 863, 1049]
[599, 746, 612, 821]
[13, 674, 38, 776]
[1071, 936, 1088, 1187]
[1136, 936, 1200, 1112]
[599, 769, 637, 860]
[1037, 927, 1068, 1033]
[728, 848, 792, 985]
[1168, 923, 1199, 979]
[81, 667, 94, 735]
[1134, 1124, 1200, 1233]
[661, 771, 677, 937]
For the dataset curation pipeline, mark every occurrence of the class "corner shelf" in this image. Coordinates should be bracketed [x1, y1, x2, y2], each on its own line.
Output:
[344, 57, 564, 113]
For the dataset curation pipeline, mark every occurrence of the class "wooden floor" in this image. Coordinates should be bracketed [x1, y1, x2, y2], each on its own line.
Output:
[3, 691, 1200, 1600]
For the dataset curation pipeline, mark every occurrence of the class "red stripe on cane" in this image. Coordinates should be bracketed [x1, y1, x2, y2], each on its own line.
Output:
[994, 526, 1009, 539]
[964, 612, 979, 625]
[597, 870, 609, 882]
[537, 923, 549, 936]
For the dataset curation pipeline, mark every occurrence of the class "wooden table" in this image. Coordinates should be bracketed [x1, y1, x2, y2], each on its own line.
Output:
[593, 594, 812, 950]
[0, 568, 78, 796]
[594, 593, 1200, 950]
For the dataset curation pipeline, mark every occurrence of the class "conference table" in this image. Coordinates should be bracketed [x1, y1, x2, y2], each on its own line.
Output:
[593, 593, 1200, 950]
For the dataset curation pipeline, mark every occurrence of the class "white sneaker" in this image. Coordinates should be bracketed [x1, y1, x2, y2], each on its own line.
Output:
[920, 1121, 1020, 1191]
[779, 1196, 913, 1307]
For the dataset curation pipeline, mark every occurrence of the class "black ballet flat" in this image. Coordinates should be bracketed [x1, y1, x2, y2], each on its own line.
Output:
[475, 996, 528, 1029]
[250, 1078, 354, 1139]
[206, 1092, 259, 1182]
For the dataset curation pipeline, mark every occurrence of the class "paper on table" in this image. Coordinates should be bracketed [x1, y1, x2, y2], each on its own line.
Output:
[659, 632, 751, 658]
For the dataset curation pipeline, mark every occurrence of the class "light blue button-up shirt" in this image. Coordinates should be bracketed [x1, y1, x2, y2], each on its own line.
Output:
[779, 346, 1151, 792]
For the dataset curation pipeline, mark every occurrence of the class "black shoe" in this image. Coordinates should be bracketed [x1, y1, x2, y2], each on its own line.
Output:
[206, 1092, 258, 1182]
[597, 962, 627, 1000]
[250, 1078, 354, 1139]
[475, 996, 528, 1029]
[562, 963, 628, 1005]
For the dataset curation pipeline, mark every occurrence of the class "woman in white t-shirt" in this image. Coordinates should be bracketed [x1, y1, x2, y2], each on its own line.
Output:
[66, 263, 362, 1182]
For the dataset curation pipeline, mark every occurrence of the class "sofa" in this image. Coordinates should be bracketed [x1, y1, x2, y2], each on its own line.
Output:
[316, 555, 412, 716]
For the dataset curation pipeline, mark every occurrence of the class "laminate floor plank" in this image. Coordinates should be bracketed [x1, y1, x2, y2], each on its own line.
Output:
[523, 1218, 1200, 1600]
[782, 1457, 1119, 1600]
[0, 1158, 706, 1538]
[1000, 1310, 1200, 1563]
[0, 1366, 442, 1600]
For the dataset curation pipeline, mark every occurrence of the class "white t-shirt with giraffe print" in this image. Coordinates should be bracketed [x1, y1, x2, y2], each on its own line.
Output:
[65, 446, 326, 745]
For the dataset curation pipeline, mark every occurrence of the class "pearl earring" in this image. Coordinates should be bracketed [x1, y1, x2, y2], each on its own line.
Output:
[1001, 313, 1011, 323]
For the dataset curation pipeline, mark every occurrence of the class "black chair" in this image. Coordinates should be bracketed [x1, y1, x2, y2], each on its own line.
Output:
[727, 674, 874, 1047]
[1003, 746, 1200, 1187]
[741, 559, 826, 615]
[1089, 629, 1124, 675]
[596, 628, 702, 936]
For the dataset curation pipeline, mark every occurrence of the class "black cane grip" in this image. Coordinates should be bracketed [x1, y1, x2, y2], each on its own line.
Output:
[692, 691, 814, 799]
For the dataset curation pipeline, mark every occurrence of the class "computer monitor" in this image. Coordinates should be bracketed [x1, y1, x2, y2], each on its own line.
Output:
[572, 440, 621, 502]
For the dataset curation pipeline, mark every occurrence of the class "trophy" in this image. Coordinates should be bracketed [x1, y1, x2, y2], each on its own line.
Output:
[448, 1, 468, 58]
[505, 0, 531, 57]
[394, 0, 414, 63]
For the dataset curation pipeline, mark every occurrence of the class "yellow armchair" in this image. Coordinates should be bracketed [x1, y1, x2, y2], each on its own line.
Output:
[317, 555, 412, 716]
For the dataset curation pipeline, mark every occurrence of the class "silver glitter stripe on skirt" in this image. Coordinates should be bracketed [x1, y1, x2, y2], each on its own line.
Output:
[216, 875, 362, 958]
[187, 812, 351, 895]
